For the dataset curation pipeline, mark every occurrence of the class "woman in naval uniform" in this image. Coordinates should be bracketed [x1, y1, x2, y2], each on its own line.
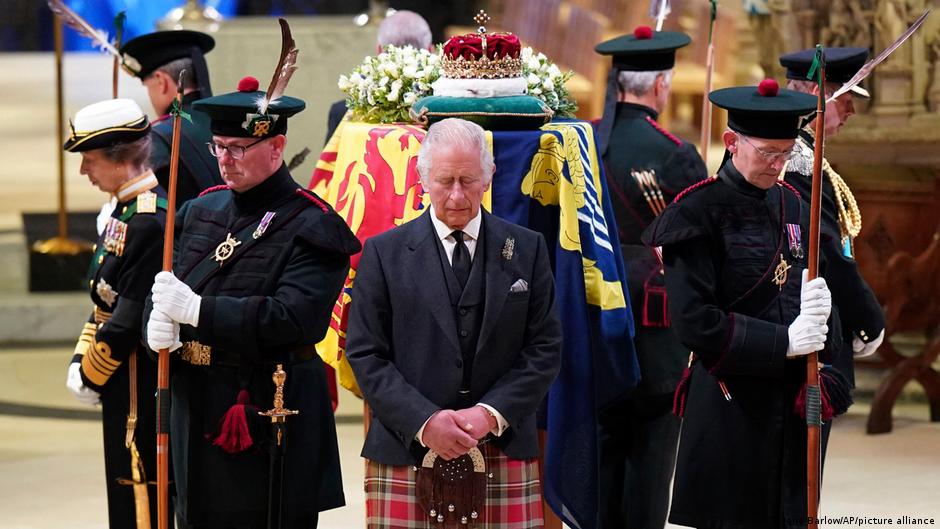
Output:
[64, 98, 169, 529]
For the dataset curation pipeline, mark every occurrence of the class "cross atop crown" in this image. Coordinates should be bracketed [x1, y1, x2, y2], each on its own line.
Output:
[474, 10, 491, 33]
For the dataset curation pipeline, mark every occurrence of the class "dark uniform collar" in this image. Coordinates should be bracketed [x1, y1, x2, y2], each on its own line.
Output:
[615, 102, 659, 122]
[719, 160, 767, 199]
[231, 163, 297, 215]
[181, 90, 203, 107]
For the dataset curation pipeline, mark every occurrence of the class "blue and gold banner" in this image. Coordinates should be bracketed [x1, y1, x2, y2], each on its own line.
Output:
[491, 120, 640, 529]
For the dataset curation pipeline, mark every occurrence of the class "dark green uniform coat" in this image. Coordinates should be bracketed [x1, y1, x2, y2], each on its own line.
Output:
[599, 102, 707, 529]
[783, 128, 885, 387]
[73, 179, 168, 529]
[150, 92, 223, 205]
[145, 165, 360, 528]
[643, 161, 841, 529]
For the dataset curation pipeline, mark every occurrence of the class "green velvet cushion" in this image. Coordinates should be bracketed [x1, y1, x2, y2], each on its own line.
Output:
[410, 95, 553, 131]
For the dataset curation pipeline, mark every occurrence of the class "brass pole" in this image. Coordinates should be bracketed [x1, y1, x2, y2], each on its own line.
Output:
[32, 16, 91, 256]
[56, 17, 67, 241]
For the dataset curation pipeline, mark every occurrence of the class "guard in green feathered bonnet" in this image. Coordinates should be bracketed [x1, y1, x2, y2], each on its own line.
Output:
[143, 64, 361, 527]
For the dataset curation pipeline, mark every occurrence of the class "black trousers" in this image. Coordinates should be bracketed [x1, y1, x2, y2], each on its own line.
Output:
[598, 393, 680, 529]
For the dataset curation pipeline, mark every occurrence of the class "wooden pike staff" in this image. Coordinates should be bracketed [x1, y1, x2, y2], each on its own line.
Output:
[699, 0, 717, 165]
[157, 70, 187, 529]
[112, 11, 125, 98]
[804, 44, 826, 529]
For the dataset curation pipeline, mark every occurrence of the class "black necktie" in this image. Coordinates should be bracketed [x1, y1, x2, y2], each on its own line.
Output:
[450, 230, 470, 289]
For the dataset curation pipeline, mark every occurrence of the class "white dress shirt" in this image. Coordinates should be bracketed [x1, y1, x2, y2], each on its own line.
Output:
[416, 207, 509, 446]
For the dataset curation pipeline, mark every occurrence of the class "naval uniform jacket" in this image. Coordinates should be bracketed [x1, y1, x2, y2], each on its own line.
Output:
[346, 209, 563, 466]
[783, 128, 885, 386]
[144, 164, 360, 528]
[150, 91, 223, 205]
[642, 161, 841, 529]
[604, 102, 707, 395]
[72, 172, 166, 529]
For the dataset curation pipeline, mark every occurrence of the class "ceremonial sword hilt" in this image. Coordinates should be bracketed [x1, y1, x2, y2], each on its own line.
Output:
[259, 364, 299, 446]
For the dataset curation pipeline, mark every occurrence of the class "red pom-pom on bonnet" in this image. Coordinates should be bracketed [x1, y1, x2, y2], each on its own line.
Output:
[237, 76, 260, 92]
[634, 26, 654, 40]
[757, 78, 780, 97]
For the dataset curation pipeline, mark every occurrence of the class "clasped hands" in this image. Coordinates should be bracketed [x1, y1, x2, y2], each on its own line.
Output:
[421, 406, 497, 461]
[146, 271, 201, 352]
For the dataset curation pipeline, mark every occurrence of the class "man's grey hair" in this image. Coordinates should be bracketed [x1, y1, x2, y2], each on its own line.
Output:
[786, 79, 817, 94]
[377, 10, 433, 50]
[416, 118, 495, 186]
[617, 69, 673, 97]
[154, 57, 197, 90]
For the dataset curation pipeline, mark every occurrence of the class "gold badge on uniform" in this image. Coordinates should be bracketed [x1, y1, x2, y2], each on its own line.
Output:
[137, 191, 157, 214]
[96, 278, 118, 307]
[772, 253, 791, 291]
[213, 232, 242, 264]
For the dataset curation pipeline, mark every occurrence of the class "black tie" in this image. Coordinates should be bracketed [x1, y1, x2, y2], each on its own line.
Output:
[450, 230, 470, 289]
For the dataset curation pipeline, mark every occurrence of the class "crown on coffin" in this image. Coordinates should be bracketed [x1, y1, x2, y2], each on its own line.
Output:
[440, 10, 523, 80]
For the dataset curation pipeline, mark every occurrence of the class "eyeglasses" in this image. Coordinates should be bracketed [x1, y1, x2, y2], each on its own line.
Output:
[206, 138, 267, 160]
[737, 134, 798, 163]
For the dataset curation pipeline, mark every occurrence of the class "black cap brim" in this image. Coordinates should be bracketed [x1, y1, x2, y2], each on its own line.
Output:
[595, 31, 691, 71]
[709, 86, 816, 139]
[120, 30, 215, 79]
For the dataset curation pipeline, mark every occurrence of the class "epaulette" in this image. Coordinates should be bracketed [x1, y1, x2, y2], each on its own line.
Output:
[673, 176, 718, 203]
[777, 180, 801, 200]
[645, 116, 682, 146]
[198, 185, 230, 197]
[787, 136, 814, 176]
[295, 188, 329, 213]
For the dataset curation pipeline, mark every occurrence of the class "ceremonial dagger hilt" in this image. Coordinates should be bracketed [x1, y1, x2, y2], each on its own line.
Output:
[259, 364, 299, 446]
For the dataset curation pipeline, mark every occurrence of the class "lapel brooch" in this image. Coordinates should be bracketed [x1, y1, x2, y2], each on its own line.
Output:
[502, 236, 515, 261]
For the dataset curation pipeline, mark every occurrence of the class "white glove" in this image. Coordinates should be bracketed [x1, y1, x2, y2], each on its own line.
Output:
[853, 328, 885, 358]
[787, 313, 829, 358]
[152, 271, 201, 326]
[66, 363, 100, 406]
[799, 269, 831, 320]
[147, 309, 182, 352]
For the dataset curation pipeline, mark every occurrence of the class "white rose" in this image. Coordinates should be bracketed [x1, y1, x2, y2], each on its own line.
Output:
[527, 73, 540, 86]
[543, 79, 554, 91]
[527, 57, 541, 70]
[403, 92, 417, 104]
[531, 87, 543, 95]
[402, 65, 418, 78]
[548, 64, 562, 77]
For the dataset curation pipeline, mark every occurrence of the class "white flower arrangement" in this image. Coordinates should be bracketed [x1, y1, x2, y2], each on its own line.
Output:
[338, 45, 441, 124]
[519, 47, 577, 117]
[338, 45, 577, 124]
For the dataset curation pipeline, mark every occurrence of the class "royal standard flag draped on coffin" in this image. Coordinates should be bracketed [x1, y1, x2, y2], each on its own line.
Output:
[311, 119, 639, 529]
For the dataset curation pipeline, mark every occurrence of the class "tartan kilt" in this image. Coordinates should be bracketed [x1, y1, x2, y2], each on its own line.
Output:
[365, 443, 544, 529]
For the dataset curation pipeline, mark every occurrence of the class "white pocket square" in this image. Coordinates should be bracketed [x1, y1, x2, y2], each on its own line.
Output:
[510, 279, 528, 293]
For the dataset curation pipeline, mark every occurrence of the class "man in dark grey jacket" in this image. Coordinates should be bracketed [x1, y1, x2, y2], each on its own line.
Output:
[346, 118, 562, 528]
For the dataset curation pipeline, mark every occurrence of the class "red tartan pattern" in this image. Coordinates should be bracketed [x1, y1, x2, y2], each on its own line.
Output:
[365, 443, 544, 529]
